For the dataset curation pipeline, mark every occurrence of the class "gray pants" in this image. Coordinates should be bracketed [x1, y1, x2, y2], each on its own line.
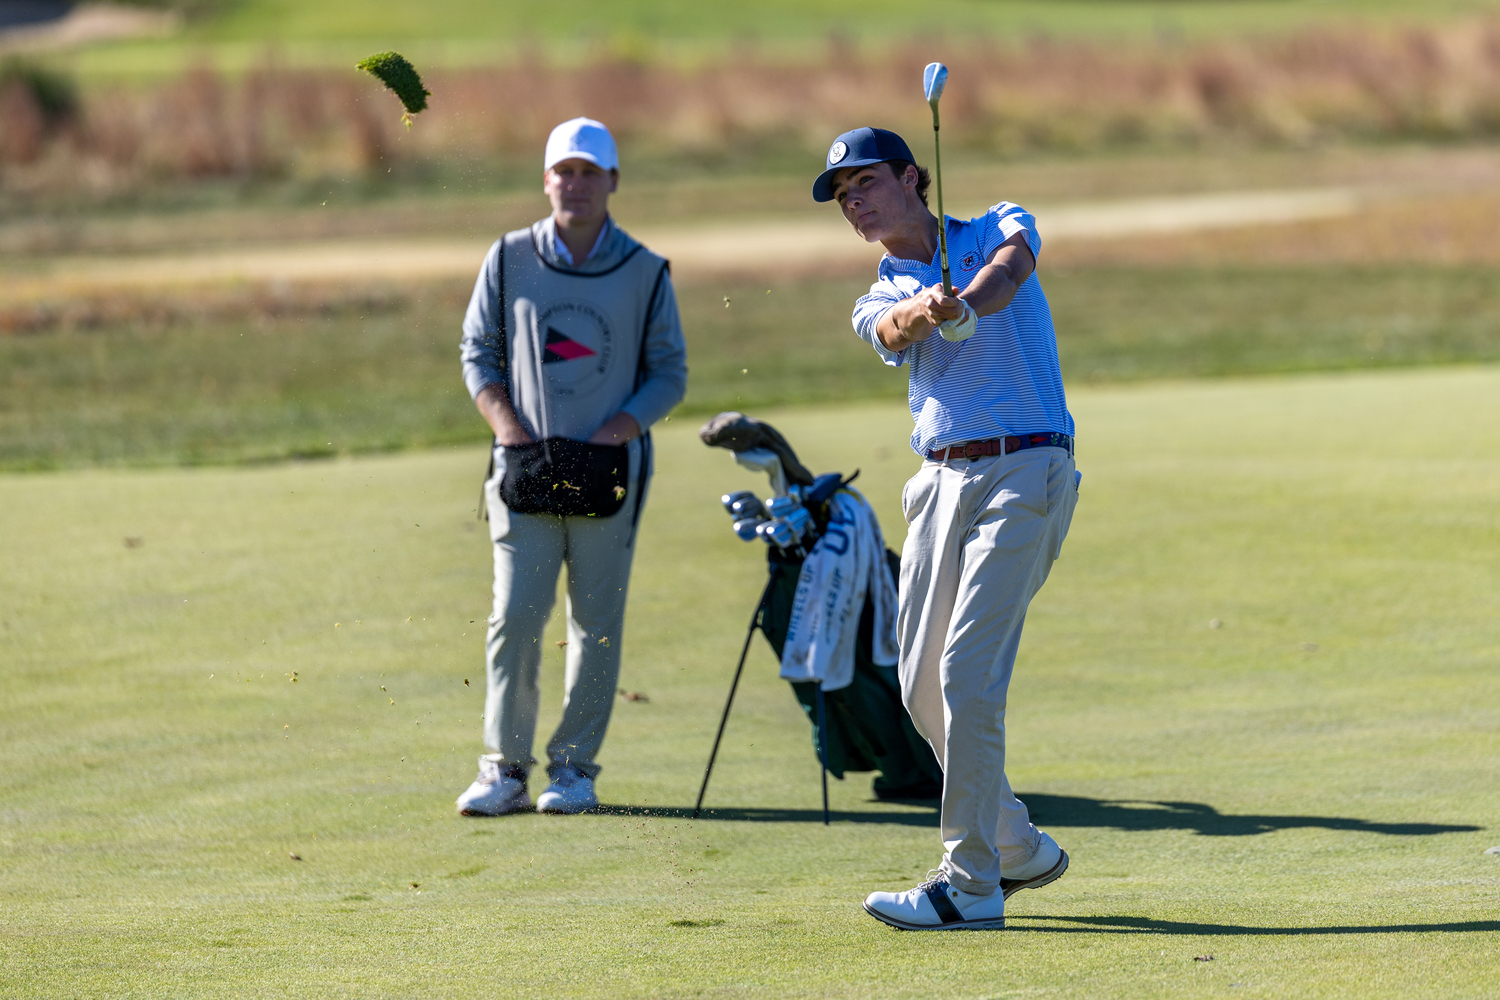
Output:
[898, 446, 1080, 895]
[482, 438, 645, 780]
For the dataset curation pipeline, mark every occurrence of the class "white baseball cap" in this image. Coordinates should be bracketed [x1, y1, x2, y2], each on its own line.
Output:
[544, 117, 619, 173]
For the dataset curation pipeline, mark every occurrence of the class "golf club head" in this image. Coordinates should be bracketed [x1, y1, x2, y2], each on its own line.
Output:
[765, 494, 802, 519]
[732, 517, 765, 541]
[722, 490, 766, 521]
[756, 518, 798, 550]
[783, 506, 813, 542]
[923, 62, 948, 107]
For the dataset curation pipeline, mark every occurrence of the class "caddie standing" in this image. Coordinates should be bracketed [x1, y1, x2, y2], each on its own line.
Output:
[813, 127, 1079, 929]
[456, 118, 688, 816]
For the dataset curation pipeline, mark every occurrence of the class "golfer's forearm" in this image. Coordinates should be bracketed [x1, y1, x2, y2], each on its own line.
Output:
[963, 238, 1036, 318]
[474, 383, 532, 444]
[876, 300, 934, 352]
[958, 265, 1020, 319]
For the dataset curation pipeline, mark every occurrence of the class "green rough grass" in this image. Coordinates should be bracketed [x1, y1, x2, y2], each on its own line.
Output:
[204, 0, 1500, 44]
[2, 366, 1498, 998]
[6, 265, 1500, 470]
[75, 0, 1500, 76]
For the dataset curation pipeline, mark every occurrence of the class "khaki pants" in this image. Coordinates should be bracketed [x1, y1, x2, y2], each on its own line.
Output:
[481, 438, 646, 781]
[898, 445, 1079, 895]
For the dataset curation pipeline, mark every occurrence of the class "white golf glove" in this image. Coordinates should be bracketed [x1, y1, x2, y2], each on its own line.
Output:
[938, 300, 978, 342]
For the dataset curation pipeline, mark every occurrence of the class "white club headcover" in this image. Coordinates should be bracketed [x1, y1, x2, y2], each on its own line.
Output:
[938, 300, 978, 342]
[732, 447, 788, 496]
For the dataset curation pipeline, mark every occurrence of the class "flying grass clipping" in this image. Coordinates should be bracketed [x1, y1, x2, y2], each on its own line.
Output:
[356, 51, 430, 129]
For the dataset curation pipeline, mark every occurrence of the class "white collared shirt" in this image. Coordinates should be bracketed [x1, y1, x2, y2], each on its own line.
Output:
[553, 219, 611, 265]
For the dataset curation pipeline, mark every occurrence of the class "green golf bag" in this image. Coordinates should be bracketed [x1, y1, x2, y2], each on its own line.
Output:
[755, 546, 943, 801]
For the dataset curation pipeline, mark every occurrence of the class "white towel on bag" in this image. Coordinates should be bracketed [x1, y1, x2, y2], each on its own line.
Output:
[779, 488, 900, 692]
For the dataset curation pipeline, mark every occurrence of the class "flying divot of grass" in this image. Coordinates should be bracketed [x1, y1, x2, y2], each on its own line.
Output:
[355, 51, 429, 129]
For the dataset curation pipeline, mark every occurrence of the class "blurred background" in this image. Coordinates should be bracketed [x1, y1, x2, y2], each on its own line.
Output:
[4, 0, 1500, 469]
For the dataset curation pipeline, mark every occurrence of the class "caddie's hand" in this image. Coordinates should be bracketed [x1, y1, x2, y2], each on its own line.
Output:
[475, 383, 535, 446]
[494, 424, 534, 447]
[589, 412, 641, 445]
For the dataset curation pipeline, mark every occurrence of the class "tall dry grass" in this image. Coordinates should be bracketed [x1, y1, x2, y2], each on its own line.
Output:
[6, 19, 1500, 199]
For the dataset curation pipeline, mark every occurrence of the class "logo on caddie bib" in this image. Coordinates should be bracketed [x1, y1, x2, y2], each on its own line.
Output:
[542, 328, 596, 363]
[535, 300, 614, 397]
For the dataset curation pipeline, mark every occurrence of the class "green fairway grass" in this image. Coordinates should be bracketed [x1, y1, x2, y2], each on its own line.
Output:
[2, 366, 1497, 998]
[7, 264, 1500, 471]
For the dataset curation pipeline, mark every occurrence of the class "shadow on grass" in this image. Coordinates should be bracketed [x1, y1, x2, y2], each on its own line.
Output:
[597, 805, 939, 827]
[1008, 915, 1500, 936]
[597, 796, 1481, 836]
[1023, 794, 1481, 837]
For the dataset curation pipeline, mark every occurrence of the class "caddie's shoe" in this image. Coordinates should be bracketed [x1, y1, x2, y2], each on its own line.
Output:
[863, 871, 1005, 931]
[456, 757, 530, 816]
[1000, 830, 1069, 899]
[535, 765, 598, 815]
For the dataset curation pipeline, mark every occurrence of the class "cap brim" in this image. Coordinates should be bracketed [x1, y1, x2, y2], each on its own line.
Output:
[811, 157, 884, 203]
[545, 151, 616, 173]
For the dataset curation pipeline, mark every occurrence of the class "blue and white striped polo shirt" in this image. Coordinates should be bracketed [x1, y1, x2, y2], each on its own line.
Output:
[852, 202, 1074, 458]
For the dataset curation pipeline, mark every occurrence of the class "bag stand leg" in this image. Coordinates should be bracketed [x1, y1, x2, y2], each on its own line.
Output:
[692, 574, 777, 820]
[816, 685, 830, 826]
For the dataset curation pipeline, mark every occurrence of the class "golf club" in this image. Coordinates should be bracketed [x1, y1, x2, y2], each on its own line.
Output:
[923, 61, 952, 296]
[765, 494, 801, 519]
[722, 490, 765, 520]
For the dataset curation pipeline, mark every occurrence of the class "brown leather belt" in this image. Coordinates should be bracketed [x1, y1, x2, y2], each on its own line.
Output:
[927, 432, 1073, 462]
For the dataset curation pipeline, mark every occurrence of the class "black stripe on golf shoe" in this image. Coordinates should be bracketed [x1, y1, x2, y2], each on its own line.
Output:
[923, 878, 965, 924]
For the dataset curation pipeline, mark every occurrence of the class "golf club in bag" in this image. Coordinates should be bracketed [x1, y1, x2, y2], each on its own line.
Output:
[692, 412, 942, 824]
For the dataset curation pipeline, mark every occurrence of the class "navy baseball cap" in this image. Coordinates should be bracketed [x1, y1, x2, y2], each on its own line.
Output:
[811, 127, 916, 203]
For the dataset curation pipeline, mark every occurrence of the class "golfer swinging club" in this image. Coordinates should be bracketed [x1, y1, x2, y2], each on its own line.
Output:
[456, 118, 688, 815]
[813, 112, 1079, 928]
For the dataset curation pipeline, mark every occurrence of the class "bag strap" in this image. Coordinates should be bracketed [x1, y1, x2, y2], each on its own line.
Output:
[626, 261, 670, 546]
[478, 238, 508, 522]
[635, 262, 668, 388]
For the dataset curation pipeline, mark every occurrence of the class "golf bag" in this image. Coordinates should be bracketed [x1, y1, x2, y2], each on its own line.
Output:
[694, 412, 942, 814]
[757, 544, 942, 800]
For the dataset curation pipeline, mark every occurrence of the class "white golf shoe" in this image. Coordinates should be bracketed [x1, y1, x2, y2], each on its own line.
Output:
[455, 757, 530, 816]
[999, 831, 1070, 899]
[535, 765, 598, 814]
[863, 871, 1005, 931]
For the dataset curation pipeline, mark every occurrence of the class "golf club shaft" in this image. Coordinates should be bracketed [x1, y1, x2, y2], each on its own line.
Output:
[932, 109, 952, 296]
[692, 573, 777, 819]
